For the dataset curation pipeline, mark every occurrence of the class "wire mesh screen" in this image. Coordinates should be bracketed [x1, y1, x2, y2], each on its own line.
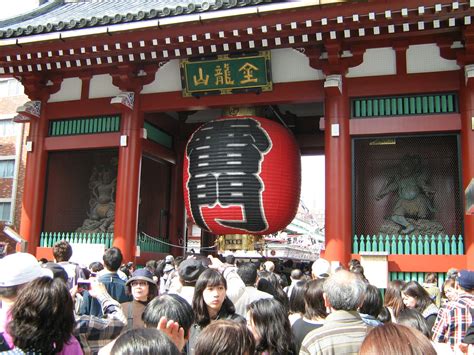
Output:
[353, 135, 463, 238]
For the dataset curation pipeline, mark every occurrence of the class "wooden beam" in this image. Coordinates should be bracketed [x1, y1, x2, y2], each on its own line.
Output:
[44, 133, 120, 151]
[350, 114, 461, 136]
[140, 81, 325, 112]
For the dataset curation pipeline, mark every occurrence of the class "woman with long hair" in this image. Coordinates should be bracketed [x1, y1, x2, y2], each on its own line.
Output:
[189, 268, 244, 354]
[292, 279, 327, 354]
[288, 280, 307, 325]
[384, 280, 406, 322]
[121, 268, 158, 330]
[401, 281, 439, 330]
[247, 298, 297, 355]
[8, 276, 82, 354]
[257, 270, 289, 312]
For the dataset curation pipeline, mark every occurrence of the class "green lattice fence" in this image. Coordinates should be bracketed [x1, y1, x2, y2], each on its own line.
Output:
[49, 115, 120, 136]
[40, 231, 170, 254]
[353, 234, 464, 255]
[352, 93, 458, 118]
[137, 233, 170, 253]
[40, 232, 114, 248]
[389, 272, 447, 289]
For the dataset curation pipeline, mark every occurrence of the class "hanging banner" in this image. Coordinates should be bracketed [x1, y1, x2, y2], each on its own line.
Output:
[180, 51, 272, 96]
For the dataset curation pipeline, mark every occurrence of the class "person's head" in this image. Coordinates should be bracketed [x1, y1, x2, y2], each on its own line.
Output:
[456, 269, 474, 294]
[0, 252, 53, 301]
[193, 269, 234, 327]
[125, 268, 158, 302]
[103, 247, 123, 272]
[142, 294, 194, 339]
[263, 261, 275, 273]
[289, 280, 306, 315]
[42, 262, 68, 284]
[323, 269, 366, 311]
[225, 255, 236, 265]
[178, 259, 206, 287]
[377, 306, 392, 324]
[145, 260, 158, 273]
[446, 267, 459, 280]
[311, 258, 330, 279]
[397, 308, 432, 338]
[247, 298, 295, 354]
[52, 240, 73, 262]
[303, 279, 327, 320]
[237, 262, 258, 286]
[348, 258, 361, 271]
[9, 276, 74, 353]
[442, 278, 457, 301]
[359, 284, 383, 318]
[111, 328, 180, 355]
[290, 268, 303, 281]
[384, 280, 406, 318]
[424, 272, 437, 284]
[360, 323, 436, 355]
[89, 261, 104, 274]
[195, 320, 255, 355]
[401, 281, 433, 311]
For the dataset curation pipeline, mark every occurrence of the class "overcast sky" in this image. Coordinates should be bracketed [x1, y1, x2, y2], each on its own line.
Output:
[1, 0, 39, 20]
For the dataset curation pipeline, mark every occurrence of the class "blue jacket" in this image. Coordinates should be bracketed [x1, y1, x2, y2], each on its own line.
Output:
[79, 272, 131, 316]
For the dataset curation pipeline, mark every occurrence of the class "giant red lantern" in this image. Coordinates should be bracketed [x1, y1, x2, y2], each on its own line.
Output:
[183, 115, 301, 235]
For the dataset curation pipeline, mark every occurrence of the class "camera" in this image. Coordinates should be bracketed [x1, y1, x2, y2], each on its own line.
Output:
[77, 279, 91, 291]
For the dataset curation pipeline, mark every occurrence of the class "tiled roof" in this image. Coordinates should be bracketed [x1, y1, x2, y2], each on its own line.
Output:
[0, 0, 272, 39]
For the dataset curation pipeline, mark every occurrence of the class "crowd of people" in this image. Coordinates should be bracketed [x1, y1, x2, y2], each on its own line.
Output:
[0, 239, 473, 354]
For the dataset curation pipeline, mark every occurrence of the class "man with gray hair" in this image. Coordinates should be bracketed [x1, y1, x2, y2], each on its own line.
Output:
[300, 269, 369, 355]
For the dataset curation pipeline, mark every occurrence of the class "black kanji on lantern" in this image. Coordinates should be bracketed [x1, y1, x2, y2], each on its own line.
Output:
[186, 118, 272, 232]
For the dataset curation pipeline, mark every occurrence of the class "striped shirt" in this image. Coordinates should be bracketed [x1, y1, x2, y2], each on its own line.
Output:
[432, 293, 474, 347]
[299, 310, 371, 355]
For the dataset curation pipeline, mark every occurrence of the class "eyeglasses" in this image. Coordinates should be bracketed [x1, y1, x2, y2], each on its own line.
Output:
[131, 281, 148, 287]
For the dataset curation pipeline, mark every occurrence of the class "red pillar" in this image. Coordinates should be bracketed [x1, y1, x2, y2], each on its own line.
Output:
[113, 93, 143, 263]
[460, 66, 474, 269]
[19, 102, 48, 255]
[322, 74, 352, 267]
[169, 137, 185, 257]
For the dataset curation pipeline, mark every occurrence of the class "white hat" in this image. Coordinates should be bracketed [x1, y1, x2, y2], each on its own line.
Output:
[312, 258, 331, 278]
[165, 255, 174, 264]
[0, 252, 53, 287]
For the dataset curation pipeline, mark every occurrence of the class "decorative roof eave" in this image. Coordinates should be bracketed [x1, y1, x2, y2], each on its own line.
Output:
[0, 0, 324, 40]
[0, 0, 473, 77]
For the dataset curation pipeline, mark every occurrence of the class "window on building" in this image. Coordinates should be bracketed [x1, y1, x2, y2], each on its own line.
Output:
[0, 160, 14, 178]
[0, 120, 16, 137]
[0, 202, 11, 222]
[0, 79, 24, 97]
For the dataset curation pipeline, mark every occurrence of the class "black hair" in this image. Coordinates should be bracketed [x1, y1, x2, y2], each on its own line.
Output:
[111, 328, 180, 355]
[247, 298, 296, 355]
[52, 240, 72, 262]
[377, 306, 392, 324]
[359, 284, 383, 318]
[401, 281, 434, 313]
[9, 277, 74, 353]
[125, 280, 158, 302]
[89, 261, 104, 273]
[225, 255, 236, 265]
[237, 262, 258, 286]
[142, 294, 194, 338]
[304, 279, 327, 320]
[193, 269, 235, 328]
[103, 247, 123, 271]
[397, 308, 433, 338]
[257, 271, 289, 312]
[289, 280, 307, 315]
[0, 284, 23, 299]
[195, 320, 255, 355]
